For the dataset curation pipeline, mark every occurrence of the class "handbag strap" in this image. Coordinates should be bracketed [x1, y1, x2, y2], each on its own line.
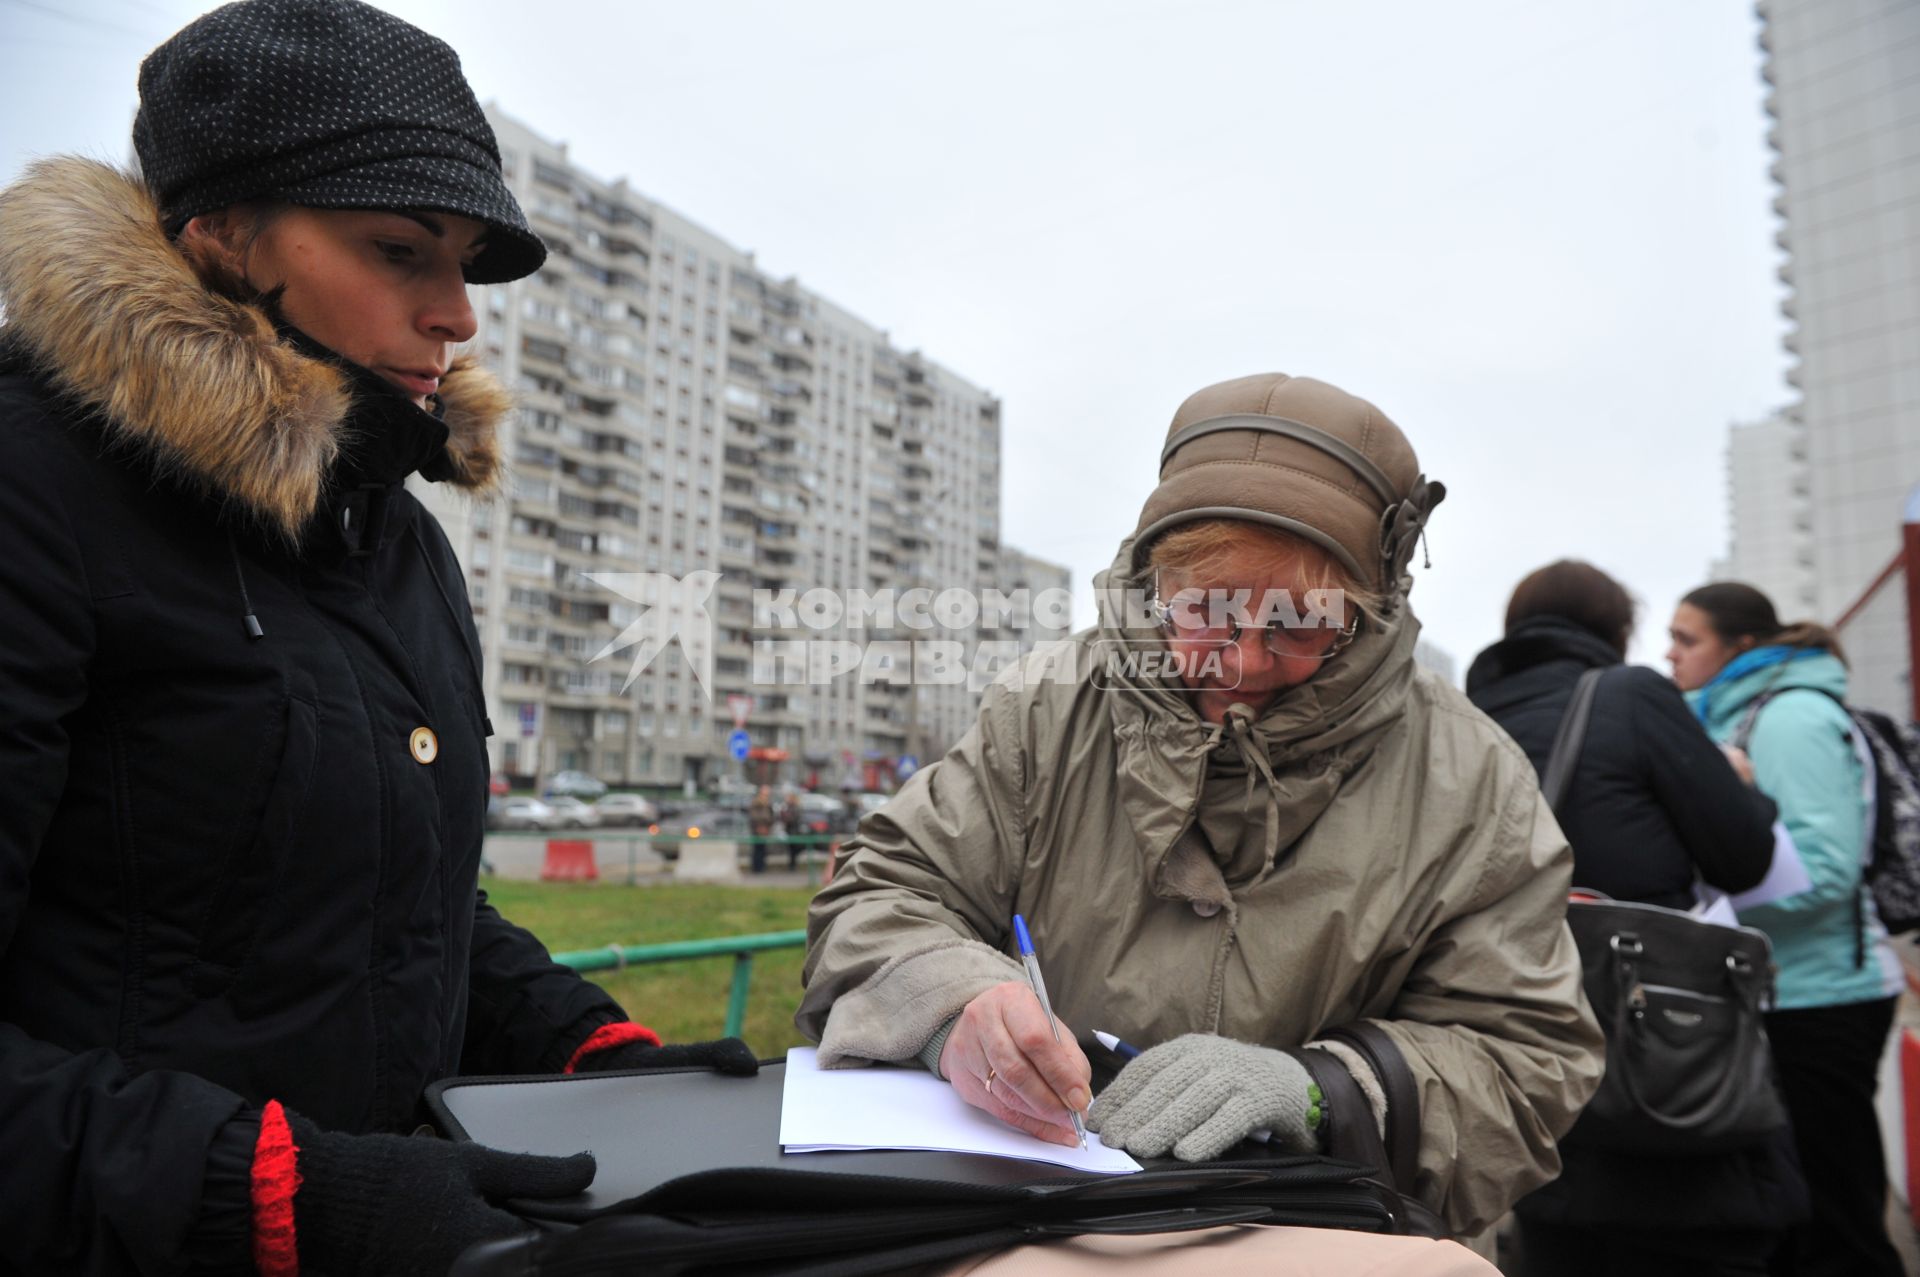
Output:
[1541, 668, 1606, 814]
[1315, 1022, 1420, 1194]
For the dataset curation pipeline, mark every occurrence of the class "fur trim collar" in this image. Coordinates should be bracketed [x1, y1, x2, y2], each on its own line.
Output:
[0, 156, 506, 538]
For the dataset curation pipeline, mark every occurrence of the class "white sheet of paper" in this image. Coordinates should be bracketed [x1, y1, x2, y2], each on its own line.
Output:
[779, 1047, 1141, 1174]
[1730, 821, 1814, 911]
[1690, 889, 1744, 929]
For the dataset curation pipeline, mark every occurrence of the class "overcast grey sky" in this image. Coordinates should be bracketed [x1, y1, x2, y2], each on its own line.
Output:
[0, 0, 1788, 676]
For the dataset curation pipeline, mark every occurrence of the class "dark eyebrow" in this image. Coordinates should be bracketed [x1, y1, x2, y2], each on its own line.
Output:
[396, 212, 488, 250]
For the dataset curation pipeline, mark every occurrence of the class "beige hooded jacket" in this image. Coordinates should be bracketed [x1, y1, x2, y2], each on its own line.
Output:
[798, 543, 1605, 1236]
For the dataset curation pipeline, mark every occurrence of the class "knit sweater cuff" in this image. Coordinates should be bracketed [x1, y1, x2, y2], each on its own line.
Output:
[917, 1015, 961, 1078]
[564, 1020, 663, 1074]
[250, 1100, 301, 1277]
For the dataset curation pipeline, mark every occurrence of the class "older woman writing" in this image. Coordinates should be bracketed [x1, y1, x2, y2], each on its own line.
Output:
[798, 372, 1604, 1248]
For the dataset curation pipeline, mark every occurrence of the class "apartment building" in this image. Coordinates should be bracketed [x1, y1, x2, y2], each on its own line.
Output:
[1718, 0, 1920, 713]
[990, 545, 1074, 659]
[423, 109, 1027, 792]
[1710, 412, 1819, 617]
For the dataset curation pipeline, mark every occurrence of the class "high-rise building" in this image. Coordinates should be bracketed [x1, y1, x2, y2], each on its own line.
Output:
[991, 546, 1074, 660]
[1710, 411, 1818, 617]
[424, 109, 1039, 792]
[1413, 639, 1459, 688]
[1731, 0, 1920, 713]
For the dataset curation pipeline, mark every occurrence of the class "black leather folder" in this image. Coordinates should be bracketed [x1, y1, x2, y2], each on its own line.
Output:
[427, 1060, 1100, 1218]
[429, 1062, 1432, 1276]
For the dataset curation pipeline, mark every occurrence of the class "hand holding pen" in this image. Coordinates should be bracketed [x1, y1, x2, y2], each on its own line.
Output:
[1013, 915, 1087, 1149]
[934, 918, 1092, 1148]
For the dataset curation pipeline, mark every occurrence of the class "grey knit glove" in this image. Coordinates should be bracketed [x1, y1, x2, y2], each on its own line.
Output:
[1085, 1033, 1323, 1161]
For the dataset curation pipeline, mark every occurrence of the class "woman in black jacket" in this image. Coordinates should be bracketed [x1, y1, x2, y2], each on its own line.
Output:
[0, 3, 749, 1274]
[1465, 561, 1803, 1276]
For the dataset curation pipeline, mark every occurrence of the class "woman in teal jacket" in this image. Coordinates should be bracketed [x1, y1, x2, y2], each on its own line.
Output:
[1669, 582, 1902, 1277]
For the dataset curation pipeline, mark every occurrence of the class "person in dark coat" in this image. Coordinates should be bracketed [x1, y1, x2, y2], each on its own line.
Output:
[0, 4, 752, 1274]
[780, 795, 805, 869]
[1465, 561, 1805, 1277]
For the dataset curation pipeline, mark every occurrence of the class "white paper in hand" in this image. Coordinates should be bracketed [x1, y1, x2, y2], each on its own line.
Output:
[1731, 821, 1814, 912]
[779, 1047, 1140, 1174]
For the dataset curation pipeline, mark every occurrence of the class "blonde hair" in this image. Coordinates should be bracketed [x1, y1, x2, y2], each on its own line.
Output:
[1144, 519, 1384, 619]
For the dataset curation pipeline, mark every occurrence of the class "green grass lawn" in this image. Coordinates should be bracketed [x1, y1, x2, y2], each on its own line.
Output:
[480, 879, 816, 1059]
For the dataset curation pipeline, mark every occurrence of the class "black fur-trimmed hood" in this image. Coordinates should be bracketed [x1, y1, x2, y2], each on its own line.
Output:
[0, 156, 507, 539]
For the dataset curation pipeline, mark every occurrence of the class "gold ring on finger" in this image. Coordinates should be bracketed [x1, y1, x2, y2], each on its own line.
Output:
[984, 1066, 996, 1097]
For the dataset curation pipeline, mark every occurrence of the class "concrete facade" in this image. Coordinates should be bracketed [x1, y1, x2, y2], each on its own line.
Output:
[1713, 411, 1819, 617]
[425, 109, 1047, 792]
[1747, 0, 1920, 714]
[990, 545, 1075, 661]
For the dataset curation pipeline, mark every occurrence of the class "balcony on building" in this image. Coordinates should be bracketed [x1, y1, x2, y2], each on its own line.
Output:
[771, 347, 814, 377]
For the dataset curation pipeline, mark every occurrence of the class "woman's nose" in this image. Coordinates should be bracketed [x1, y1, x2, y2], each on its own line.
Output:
[422, 271, 477, 344]
[1232, 626, 1278, 673]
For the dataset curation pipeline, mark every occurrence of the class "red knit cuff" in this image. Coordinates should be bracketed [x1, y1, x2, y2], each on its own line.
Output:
[563, 1020, 663, 1074]
[250, 1100, 301, 1277]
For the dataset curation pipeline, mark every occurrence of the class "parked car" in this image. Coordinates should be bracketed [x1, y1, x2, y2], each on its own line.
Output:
[489, 796, 558, 831]
[593, 793, 660, 827]
[488, 771, 510, 797]
[545, 796, 600, 829]
[645, 807, 751, 861]
[794, 792, 848, 837]
[543, 770, 608, 800]
[857, 792, 892, 817]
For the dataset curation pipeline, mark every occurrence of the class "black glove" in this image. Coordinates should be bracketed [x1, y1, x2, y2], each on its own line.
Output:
[573, 1036, 760, 1076]
[288, 1113, 594, 1276]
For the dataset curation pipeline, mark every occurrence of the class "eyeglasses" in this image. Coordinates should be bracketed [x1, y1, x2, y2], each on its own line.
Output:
[1147, 573, 1362, 663]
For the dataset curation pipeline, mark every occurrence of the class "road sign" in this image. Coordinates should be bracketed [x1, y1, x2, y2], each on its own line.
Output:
[727, 693, 755, 729]
[896, 755, 919, 780]
[518, 702, 538, 738]
[728, 729, 751, 762]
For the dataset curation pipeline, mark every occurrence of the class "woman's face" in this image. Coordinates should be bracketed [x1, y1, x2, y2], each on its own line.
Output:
[1158, 547, 1353, 726]
[238, 207, 485, 407]
[1666, 602, 1743, 690]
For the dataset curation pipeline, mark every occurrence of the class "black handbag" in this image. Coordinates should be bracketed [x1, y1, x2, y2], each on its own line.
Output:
[1544, 668, 1790, 1155]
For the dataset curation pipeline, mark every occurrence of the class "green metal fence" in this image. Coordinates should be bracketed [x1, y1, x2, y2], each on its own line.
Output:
[553, 931, 808, 1038]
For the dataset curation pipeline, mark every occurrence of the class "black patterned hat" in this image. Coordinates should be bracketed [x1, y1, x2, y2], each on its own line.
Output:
[134, 0, 544, 283]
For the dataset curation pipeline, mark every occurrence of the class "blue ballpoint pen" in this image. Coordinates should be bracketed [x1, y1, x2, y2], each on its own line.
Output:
[1011, 914, 1088, 1149]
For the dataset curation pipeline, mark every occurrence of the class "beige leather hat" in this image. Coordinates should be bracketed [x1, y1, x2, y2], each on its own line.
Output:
[1132, 372, 1445, 598]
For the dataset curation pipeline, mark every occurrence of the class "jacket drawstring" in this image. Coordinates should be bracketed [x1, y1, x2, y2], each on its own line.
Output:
[1222, 706, 1285, 877]
[227, 532, 265, 639]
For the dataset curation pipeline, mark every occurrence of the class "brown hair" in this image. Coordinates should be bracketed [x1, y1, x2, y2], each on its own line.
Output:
[1144, 519, 1384, 619]
[1680, 581, 1847, 666]
[174, 200, 288, 298]
[1505, 560, 1637, 657]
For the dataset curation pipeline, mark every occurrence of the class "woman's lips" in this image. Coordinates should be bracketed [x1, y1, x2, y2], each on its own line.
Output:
[382, 368, 442, 399]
